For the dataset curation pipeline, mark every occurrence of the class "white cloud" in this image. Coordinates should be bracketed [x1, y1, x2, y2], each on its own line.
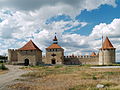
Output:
[0, 0, 117, 18]
[89, 18, 120, 61]
[90, 19, 120, 38]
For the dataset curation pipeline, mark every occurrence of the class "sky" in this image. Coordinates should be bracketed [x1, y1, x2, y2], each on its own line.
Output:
[0, 0, 120, 61]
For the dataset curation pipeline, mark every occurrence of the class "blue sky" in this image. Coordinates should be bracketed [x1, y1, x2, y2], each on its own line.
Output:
[76, 1, 120, 35]
[0, 0, 120, 61]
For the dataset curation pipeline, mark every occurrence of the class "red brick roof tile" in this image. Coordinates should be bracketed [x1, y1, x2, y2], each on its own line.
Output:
[18, 40, 42, 51]
[101, 37, 115, 49]
[46, 44, 62, 49]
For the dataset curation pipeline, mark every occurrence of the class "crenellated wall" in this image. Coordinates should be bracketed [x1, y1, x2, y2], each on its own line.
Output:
[64, 55, 99, 65]
[8, 49, 18, 63]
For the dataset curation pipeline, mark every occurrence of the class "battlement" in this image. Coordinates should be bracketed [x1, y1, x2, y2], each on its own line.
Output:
[64, 55, 98, 59]
[8, 49, 18, 52]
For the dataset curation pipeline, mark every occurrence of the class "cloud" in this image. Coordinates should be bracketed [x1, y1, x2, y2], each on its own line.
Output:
[90, 19, 120, 39]
[89, 18, 120, 61]
[0, 0, 117, 18]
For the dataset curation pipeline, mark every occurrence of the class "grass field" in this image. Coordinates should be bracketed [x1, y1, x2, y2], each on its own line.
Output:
[8, 65, 120, 90]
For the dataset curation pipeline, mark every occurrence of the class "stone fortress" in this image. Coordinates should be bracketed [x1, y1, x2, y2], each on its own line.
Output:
[8, 35, 116, 66]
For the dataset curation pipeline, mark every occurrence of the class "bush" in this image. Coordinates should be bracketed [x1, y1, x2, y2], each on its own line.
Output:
[0, 64, 8, 70]
[92, 75, 97, 80]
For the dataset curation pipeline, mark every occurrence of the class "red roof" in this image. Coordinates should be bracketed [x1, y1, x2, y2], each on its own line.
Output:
[101, 37, 115, 49]
[91, 52, 96, 56]
[18, 40, 42, 51]
[46, 44, 62, 49]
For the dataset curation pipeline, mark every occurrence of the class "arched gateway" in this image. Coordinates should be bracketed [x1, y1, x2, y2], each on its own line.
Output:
[24, 59, 29, 66]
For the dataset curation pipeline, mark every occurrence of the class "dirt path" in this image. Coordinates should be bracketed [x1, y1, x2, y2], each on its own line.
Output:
[0, 65, 30, 90]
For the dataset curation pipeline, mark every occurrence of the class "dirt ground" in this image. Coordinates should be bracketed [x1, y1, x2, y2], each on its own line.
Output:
[5, 65, 120, 90]
[0, 65, 31, 90]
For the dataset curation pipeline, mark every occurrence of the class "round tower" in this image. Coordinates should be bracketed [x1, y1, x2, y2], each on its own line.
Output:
[99, 37, 116, 65]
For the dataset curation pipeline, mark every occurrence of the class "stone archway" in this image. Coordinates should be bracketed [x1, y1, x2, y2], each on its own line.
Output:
[24, 59, 29, 66]
[51, 58, 56, 64]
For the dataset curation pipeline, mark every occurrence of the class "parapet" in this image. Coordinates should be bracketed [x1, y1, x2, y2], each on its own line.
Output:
[8, 49, 18, 52]
[64, 54, 98, 59]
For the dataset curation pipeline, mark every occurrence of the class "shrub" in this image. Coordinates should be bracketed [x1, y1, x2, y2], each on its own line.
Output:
[0, 64, 8, 70]
[92, 75, 97, 80]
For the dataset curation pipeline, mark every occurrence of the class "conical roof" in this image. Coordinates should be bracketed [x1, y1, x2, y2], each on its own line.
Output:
[91, 52, 96, 56]
[18, 40, 42, 51]
[101, 37, 115, 49]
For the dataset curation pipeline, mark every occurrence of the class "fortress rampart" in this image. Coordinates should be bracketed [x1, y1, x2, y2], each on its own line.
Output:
[64, 55, 99, 65]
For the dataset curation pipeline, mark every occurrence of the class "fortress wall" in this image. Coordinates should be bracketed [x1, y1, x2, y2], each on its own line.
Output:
[17, 50, 36, 65]
[35, 50, 42, 64]
[64, 56, 99, 65]
[8, 49, 18, 62]
[45, 49, 64, 64]
[99, 49, 116, 65]
[17, 50, 42, 65]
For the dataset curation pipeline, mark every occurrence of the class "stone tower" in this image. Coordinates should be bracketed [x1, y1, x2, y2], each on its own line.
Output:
[45, 35, 64, 64]
[8, 40, 42, 66]
[99, 37, 116, 65]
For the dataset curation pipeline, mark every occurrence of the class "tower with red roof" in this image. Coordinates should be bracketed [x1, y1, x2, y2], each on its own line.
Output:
[45, 35, 64, 64]
[99, 37, 116, 65]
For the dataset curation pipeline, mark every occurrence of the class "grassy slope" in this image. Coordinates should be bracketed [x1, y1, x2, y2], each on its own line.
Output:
[9, 65, 120, 90]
